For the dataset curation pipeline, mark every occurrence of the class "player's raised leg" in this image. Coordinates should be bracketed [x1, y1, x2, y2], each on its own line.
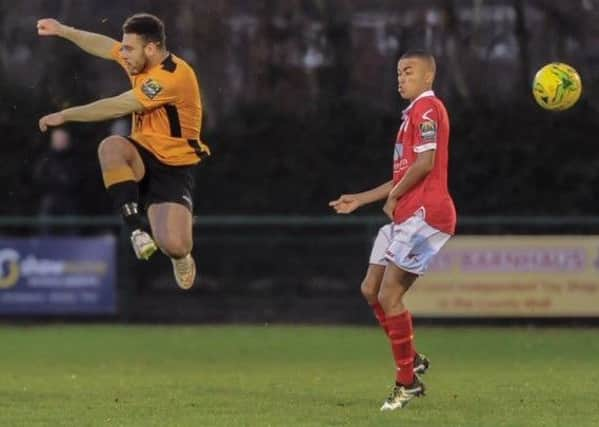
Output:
[147, 202, 196, 289]
[98, 135, 158, 260]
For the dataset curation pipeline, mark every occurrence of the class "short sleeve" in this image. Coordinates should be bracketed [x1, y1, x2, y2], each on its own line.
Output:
[133, 74, 178, 110]
[412, 101, 439, 153]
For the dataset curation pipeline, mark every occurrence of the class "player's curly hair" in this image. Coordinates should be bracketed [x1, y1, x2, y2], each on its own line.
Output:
[123, 13, 166, 48]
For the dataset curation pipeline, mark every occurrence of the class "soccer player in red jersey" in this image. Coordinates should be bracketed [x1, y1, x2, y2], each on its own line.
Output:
[329, 51, 456, 410]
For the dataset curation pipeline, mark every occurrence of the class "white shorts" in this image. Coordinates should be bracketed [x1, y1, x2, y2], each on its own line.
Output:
[368, 215, 451, 276]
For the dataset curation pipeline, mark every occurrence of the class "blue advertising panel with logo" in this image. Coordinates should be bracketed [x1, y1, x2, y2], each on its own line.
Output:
[0, 236, 116, 315]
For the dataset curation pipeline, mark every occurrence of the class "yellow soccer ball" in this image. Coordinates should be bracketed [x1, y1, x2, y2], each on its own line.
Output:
[532, 62, 582, 111]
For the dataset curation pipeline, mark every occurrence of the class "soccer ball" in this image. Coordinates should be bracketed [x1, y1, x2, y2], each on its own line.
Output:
[532, 62, 582, 111]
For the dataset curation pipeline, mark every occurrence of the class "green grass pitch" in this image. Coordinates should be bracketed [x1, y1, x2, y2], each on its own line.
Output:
[1, 325, 597, 426]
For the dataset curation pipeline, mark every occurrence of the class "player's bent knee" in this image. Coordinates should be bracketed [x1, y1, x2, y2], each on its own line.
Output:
[97, 135, 129, 161]
[360, 279, 379, 304]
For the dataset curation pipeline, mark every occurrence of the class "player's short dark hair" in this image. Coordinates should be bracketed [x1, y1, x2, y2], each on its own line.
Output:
[400, 50, 436, 73]
[123, 13, 166, 47]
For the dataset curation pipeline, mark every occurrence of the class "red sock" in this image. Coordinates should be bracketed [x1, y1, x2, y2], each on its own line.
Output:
[370, 302, 389, 336]
[386, 310, 416, 386]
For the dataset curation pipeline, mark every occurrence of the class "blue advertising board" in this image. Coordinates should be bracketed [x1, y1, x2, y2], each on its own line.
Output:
[0, 236, 116, 315]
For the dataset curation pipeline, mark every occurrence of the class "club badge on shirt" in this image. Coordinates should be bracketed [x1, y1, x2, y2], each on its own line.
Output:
[141, 79, 163, 99]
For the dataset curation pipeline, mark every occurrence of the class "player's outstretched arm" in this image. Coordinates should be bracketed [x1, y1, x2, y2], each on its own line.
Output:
[329, 180, 393, 214]
[38, 90, 142, 132]
[37, 18, 117, 60]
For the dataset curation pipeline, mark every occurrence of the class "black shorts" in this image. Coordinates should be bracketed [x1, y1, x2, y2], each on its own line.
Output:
[126, 137, 196, 212]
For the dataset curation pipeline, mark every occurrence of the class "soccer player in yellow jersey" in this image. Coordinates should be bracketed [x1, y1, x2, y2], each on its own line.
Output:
[37, 13, 210, 290]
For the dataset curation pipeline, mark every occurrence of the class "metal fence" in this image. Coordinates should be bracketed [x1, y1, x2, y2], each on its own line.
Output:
[2, 215, 599, 323]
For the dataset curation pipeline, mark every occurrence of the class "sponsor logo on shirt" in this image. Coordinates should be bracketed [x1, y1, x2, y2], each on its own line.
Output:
[394, 158, 408, 172]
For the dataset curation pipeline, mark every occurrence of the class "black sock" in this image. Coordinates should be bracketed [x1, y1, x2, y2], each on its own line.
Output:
[107, 180, 144, 233]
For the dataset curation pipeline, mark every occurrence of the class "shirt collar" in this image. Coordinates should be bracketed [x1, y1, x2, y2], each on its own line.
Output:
[402, 90, 435, 117]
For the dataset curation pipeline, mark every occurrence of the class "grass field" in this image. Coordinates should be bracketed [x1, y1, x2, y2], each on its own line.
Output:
[1, 325, 598, 426]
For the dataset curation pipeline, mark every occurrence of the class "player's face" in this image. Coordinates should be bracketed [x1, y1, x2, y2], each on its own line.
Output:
[397, 58, 433, 101]
[120, 33, 149, 75]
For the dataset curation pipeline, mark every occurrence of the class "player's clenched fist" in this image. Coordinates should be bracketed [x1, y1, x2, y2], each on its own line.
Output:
[37, 18, 64, 36]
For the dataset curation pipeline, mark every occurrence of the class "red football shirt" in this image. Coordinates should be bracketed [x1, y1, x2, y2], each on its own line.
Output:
[392, 90, 456, 234]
